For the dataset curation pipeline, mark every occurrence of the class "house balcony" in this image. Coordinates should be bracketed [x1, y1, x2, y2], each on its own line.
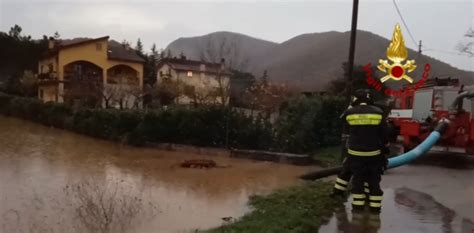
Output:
[38, 72, 61, 85]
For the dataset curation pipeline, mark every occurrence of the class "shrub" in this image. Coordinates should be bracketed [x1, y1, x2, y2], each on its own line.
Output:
[273, 95, 345, 154]
[0, 92, 345, 154]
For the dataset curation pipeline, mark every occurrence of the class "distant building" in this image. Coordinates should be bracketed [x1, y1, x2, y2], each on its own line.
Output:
[156, 57, 232, 105]
[37, 36, 145, 108]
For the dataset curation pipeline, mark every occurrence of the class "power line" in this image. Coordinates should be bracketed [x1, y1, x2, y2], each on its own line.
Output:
[392, 0, 418, 47]
[424, 48, 472, 57]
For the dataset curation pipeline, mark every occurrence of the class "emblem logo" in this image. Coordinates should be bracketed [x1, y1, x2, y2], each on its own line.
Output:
[377, 24, 416, 83]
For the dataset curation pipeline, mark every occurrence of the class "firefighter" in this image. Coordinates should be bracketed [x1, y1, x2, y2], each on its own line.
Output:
[331, 95, 372, 198]
[344, 89, 389, 214]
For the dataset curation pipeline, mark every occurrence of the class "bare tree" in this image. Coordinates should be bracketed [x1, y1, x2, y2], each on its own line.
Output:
[214, 69, 230, 106]
[243, 74, 291, 118]
[457, 28, 474, 56]
[183, 83, 221, 106]
[106, 72, 143, 109]
[126, 85, 145, 109]
[114, 89, 129, 109]
[98, 84, 120, 109]
[63, 77, 102, 109]
[199, 35, 249, 71]
[155, 79, 181, 106]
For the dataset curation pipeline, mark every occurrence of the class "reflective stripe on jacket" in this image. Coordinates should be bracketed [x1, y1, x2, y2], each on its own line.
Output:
[343, 104, 388, 156]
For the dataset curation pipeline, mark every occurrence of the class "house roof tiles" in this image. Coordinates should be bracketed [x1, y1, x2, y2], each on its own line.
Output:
[43, 36, 145, 63]
[158, 58, 231, 75]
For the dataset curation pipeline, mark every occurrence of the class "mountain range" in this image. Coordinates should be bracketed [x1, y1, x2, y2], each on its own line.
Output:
[166, 31, 473, 91]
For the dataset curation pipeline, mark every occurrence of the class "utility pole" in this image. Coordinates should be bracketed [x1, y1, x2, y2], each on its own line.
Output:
[345, 0, 359, 105]
[340, 0, 359, 162]
[418, 40, 423, 54]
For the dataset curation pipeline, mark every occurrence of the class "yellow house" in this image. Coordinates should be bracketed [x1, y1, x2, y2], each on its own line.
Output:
[37, 36, 144, 108]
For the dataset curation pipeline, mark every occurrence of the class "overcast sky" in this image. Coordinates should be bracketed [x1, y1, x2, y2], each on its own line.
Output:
[1, 0, 473, 71]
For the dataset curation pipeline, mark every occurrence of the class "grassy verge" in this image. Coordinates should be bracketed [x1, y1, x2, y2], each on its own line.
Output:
[203, 181, 343, 233]
[312, 146, 342, 168]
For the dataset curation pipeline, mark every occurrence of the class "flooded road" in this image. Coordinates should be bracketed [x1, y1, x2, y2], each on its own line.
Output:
[0, 116, 313, 233]
[319, 161, 474, 233]
[2, 115, 473, 233]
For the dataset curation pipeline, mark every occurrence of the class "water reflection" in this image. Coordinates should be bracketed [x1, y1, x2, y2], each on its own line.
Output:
[2, 179, 157, 233]
[320, 188, 471, 233]
[395, 187, 456, 233]
[328, 205, 381, 233]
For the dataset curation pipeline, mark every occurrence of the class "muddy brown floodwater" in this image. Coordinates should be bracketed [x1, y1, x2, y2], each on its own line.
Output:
[0, 116, 314, 233]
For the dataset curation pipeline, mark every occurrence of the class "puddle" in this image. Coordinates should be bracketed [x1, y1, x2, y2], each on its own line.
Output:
[319, 187, 474, 233]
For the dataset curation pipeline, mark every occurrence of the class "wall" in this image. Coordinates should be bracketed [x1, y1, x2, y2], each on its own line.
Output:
[38, 56, 57, 74]
[157, 64, 177, 84]
[38, 85, 57, 102]
[38, 56, 59, 103]
[157, 64, 230, 105]
[57, 39, 109, 82]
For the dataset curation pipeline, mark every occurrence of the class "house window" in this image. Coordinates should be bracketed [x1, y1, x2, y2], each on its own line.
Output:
[187, 71, 193, 77]
[96, 43, 102, 51]
[48, 63, 54, 72]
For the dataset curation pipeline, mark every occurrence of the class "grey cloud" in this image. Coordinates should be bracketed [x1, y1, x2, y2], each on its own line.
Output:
[0, 0, 472, 71]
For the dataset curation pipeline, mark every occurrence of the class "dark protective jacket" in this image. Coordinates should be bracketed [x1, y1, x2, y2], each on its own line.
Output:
[342, 103, 389, 156]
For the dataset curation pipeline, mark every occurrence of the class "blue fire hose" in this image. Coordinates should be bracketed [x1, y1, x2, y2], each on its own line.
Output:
[299, 119, 449, 180]
[387, 131, 441, 169]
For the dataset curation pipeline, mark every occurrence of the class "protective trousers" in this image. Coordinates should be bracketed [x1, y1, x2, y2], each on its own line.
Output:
[333, 159, 370, 197]
[348, 155, 384, 213]
[333, 158, 352, 195]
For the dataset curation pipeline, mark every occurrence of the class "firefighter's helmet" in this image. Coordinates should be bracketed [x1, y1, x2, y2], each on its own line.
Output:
[352, 89, 374, 105]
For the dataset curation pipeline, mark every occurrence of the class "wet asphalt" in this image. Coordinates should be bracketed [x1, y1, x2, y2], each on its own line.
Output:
[319, 154, 474, 233]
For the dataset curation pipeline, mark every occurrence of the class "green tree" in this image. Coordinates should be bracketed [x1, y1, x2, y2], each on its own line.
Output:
[261, 70, 268, 86]
[8, 25, 22, 40]
[0, 25, 48, 95]
[53, 31, 60, 40]
[145, 44, 159, 85]
[229, 71, 255, 107]
[159, 49, 165, 59]
[135, 38, 144, 57]
[150, 44, 159, 58]
[166, 49, 172, 58]
[328, 62, 386, 102]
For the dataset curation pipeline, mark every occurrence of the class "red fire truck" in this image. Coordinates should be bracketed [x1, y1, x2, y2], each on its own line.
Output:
[388, 78, 474, 154]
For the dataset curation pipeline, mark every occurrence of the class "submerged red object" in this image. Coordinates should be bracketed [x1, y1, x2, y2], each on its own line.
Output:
[180, 159, 217, 169]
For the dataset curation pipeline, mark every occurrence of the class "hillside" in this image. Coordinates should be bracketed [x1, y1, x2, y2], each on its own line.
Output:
[166, 31, 473, 91]
[166, 31, 278, 72]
